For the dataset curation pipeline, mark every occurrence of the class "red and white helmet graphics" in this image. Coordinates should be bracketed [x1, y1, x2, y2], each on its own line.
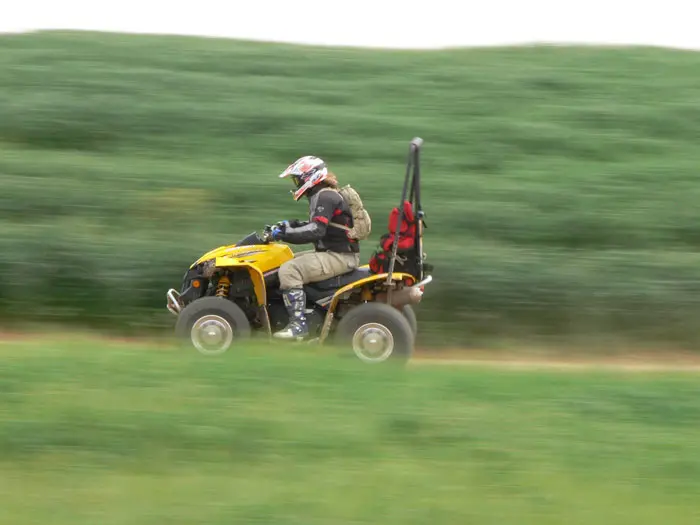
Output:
[279, 155, 329, 200]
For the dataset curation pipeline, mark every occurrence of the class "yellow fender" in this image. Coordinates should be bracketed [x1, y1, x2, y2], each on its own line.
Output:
[209, 243, 293, 307]
[214, 257, 267, 306]
[317, 271, 417, 344]
[326, 272, 417, 313]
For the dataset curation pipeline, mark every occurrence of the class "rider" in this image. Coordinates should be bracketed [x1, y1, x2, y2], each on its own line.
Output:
[271, 155, 360, 340]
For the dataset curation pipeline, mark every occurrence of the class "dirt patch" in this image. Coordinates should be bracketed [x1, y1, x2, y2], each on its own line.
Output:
[410, 357, 700, 372]
[3, 331, 700, 372]
[412, 346, 700, 372]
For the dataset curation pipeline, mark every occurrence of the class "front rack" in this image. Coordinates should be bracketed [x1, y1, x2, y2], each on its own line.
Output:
[166, 288, 183, 315]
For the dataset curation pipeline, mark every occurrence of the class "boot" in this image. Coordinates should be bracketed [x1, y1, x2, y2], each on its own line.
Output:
[273, 288, 310, 340]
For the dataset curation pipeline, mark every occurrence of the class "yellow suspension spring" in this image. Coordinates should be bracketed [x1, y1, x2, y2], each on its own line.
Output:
[216, 275, 231, 297]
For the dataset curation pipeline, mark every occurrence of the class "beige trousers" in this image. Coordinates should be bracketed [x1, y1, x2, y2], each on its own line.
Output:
[278, 250, 360, 290]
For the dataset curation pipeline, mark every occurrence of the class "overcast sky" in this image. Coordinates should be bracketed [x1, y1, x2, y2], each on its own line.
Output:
[2, 0, 698, 50]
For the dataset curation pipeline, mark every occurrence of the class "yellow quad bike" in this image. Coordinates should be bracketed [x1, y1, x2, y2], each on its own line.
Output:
[165, 137, 433, 364]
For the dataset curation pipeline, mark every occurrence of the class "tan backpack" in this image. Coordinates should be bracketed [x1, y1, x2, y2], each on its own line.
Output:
[321, 185, 372, 240]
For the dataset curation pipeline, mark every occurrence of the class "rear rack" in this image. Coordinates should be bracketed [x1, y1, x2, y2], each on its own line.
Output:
[385, 137, 428, 303]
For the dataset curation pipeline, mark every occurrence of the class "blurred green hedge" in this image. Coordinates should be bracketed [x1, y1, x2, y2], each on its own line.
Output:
[2, 31, 700, 348]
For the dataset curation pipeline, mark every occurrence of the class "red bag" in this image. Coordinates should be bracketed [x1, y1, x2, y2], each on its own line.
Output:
[369, 201, 417, 274]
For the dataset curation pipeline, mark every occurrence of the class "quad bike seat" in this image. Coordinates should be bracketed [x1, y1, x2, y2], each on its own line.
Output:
[305, 267, 372, 292]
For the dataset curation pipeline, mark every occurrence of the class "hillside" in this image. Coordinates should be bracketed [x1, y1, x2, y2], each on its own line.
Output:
[2, 31, 700, 348]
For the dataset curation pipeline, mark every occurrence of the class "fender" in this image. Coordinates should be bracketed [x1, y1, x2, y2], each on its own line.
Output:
[327, 272, 417, 313]
[206, 242, 294, 306]
[214, 257, 269, 306]
[317, 272, 418, 344]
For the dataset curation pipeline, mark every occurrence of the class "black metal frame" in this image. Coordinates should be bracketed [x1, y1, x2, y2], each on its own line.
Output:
[384, 137, 425, 286]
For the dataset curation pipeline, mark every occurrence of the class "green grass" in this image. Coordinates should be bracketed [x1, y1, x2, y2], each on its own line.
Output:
[1, 339, 699, 524]
[2, 31, 700, 347]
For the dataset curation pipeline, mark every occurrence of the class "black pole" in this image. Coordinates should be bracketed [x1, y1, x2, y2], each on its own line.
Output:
[412, 143, 424, 281]
[385, 139, 421, 298]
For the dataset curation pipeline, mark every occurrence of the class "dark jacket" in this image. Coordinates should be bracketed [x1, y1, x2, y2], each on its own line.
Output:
[279, 186, 359, 253]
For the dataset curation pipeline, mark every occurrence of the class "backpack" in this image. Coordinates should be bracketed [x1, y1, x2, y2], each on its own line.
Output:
[323, 185, 372, 240]
[368, 200, 419, 276]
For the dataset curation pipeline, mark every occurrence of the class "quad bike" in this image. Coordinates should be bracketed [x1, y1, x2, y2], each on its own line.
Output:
[165, 137, 433, 364]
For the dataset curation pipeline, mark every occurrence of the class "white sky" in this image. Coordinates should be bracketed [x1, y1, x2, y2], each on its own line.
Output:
[1, 0, 699, 50]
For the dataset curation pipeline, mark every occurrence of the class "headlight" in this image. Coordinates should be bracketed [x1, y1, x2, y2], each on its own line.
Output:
[201, 259, 216, 278]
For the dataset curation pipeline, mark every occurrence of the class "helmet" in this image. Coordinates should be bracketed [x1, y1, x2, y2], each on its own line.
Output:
[278, 155, 329, 201]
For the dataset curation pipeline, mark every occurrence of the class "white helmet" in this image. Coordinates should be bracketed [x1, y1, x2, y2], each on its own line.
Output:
[278, 155, 329, 200]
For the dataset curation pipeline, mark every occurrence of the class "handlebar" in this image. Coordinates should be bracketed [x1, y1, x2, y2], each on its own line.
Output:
[260, 225, 274, 243]
[260, 221, 290, 244]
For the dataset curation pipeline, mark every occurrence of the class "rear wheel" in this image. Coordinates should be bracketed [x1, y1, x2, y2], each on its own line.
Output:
[175, 296, 251, 355]
[401, 305, 418, 338]
[334, 302, 415, 364]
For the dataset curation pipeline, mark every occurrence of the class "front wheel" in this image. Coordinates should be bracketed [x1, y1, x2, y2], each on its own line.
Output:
[175, 296, 251, 355]
[334, 302, 415, 364]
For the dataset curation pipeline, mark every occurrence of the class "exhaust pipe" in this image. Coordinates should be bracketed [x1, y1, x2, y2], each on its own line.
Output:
[377, 275, 432, 307]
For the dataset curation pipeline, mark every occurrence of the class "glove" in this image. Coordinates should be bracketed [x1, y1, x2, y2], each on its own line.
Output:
[276, 220, 290, 229]
[271, 225, 284, 240]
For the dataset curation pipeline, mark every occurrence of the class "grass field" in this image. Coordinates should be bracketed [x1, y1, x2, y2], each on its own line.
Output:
[1, 338, 699, 524]
[2, 31, 700, 347]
